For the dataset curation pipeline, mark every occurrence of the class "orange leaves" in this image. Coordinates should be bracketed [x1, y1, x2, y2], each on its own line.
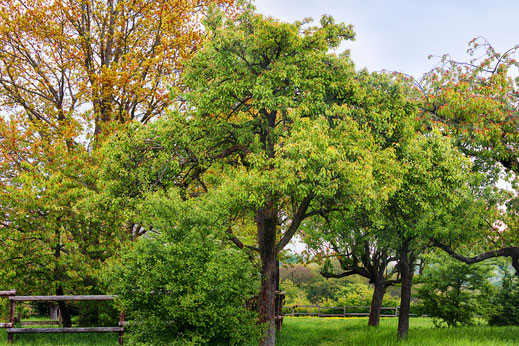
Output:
[0, 0, 240, 140]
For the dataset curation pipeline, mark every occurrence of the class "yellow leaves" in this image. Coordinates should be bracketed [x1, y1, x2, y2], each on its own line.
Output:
[0, 0, 241, 141]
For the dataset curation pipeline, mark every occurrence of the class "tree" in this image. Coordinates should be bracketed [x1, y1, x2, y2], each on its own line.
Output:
[352, 130, 475, 339]
[417, 38, 519, 274]
[302, 71, 417, 327]
[419, 38, 519, 174]
[179, 9, 407, 345]
[0, 0, 237, 137]
[101, 8, 403, 344]
[307, 214, 401, 327]
[415, 252, 494, 327]
[0, 0, 239, 326]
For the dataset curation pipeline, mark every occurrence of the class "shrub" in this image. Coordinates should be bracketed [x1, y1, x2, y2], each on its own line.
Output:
[487, 269, 519, 326]
[104, 231, 262, 345]
[415, 253, 494, 327]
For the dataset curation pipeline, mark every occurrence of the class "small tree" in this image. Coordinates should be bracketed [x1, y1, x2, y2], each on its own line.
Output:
[487, 263, 519, 326]
[415, 253, 494, 327]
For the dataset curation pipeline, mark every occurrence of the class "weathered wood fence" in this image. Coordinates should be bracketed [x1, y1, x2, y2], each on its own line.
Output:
[284, 304, 399, 318]
[0, 290, 124, 344]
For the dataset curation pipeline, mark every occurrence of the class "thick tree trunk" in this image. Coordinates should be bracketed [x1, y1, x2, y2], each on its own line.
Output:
[257, 206, 278, 346]
[368, 282, 386, 327]
[397, 241, 414, 340]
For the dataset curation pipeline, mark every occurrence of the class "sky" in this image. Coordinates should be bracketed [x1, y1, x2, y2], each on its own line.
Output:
[254, 0, 519, 79]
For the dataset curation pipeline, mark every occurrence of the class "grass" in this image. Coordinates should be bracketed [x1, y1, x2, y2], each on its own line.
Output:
[276, 317, 519, 346]
[0, 317, 518, 345]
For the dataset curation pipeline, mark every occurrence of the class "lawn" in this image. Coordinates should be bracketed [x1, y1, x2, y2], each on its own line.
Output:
[276, 317, 519, 346]
[0, 317, 518, 345]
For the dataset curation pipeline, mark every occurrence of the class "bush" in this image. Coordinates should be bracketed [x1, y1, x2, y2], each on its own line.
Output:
[415, 253, 494, 327]
[104, 231, 262, 345]
[487, 269, 519, 326]
[0, 298, 8, 322]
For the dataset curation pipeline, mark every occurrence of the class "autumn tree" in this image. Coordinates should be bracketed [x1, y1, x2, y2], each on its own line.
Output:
[0, 0, 238, 326]
[417, 38, 519, 273]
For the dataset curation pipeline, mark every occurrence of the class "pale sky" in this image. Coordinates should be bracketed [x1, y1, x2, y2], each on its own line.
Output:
[254, 0, 519, 78]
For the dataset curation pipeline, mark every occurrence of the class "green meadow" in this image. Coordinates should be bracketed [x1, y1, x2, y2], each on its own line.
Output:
[1, 317, 518, 345]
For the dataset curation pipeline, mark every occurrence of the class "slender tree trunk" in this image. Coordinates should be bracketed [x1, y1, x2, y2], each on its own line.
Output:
[56, 285, 72, 328]
[49, 304, 59, 320]
[368, 282, 386, 327]
[257, 206, 278, 346]
[54, 226, 72, 328]
[397, 240, 414, 340]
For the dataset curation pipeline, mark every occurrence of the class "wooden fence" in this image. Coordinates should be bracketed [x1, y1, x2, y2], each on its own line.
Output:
[0, 290, 124, 344]
[284, 304, 399, 318]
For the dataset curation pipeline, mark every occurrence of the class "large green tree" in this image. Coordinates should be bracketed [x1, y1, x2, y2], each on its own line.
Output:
[180, 9, 405, 345]
[102, 8, 403, 345]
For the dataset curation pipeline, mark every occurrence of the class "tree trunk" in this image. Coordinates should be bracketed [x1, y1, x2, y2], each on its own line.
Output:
[368, 282, 386, 327]
[49, 304, 59, 320]
[56, 286, 72, 328]
[257, 206, 278, 346]
[397, 241, 414, 340]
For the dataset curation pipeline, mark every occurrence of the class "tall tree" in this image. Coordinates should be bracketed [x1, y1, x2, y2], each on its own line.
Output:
[180, 9, 407, 345]
[0, 0, 238, 325]
[102, 8, 404, 345]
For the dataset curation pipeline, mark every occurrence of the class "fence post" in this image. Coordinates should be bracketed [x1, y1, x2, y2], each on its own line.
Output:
[343, 306, 346, 318]
[118, 312, 125, 345]
[394, 306, 398, 317]
[8, 301, 15, 344]
[292, 306, 294, 317]
[318, 306, 321, 318]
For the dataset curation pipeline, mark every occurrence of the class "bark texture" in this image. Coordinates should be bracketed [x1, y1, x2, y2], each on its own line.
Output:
[368, 282, 387, 327]
[397, 240, 414, 340]
[257, 206, 278, 346]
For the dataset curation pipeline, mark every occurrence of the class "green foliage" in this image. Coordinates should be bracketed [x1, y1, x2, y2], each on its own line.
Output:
[102, 188, 262, 345]
[280, 279, 312, 307]
[0, 133, 124, 295]
[415, 253, 494, 327]
[487, 266, 519, 326]
[0, 298, 8, 322]
[104, 231, 261, 345]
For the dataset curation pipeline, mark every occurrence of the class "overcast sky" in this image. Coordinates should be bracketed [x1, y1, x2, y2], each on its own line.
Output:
[254, 0, 519, 78]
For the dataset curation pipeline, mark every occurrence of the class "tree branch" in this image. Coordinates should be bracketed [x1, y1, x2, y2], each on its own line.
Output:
[432, 239, 519, 275]
[275, 195, 313, 252]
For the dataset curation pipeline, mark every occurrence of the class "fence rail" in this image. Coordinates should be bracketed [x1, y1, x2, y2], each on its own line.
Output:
[283, 305, 399, 318]
[0, 290, 124, 345]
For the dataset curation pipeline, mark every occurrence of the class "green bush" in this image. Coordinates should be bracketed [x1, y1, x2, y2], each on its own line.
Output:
[104, 231, 262, 345]
[415, 254, 494, 327]
[487, 269, 519, 326]
[0, 298, 8, 322]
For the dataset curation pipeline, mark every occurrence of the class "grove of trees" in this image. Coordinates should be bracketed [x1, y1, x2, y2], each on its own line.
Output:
[0, 1, 518, 345]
